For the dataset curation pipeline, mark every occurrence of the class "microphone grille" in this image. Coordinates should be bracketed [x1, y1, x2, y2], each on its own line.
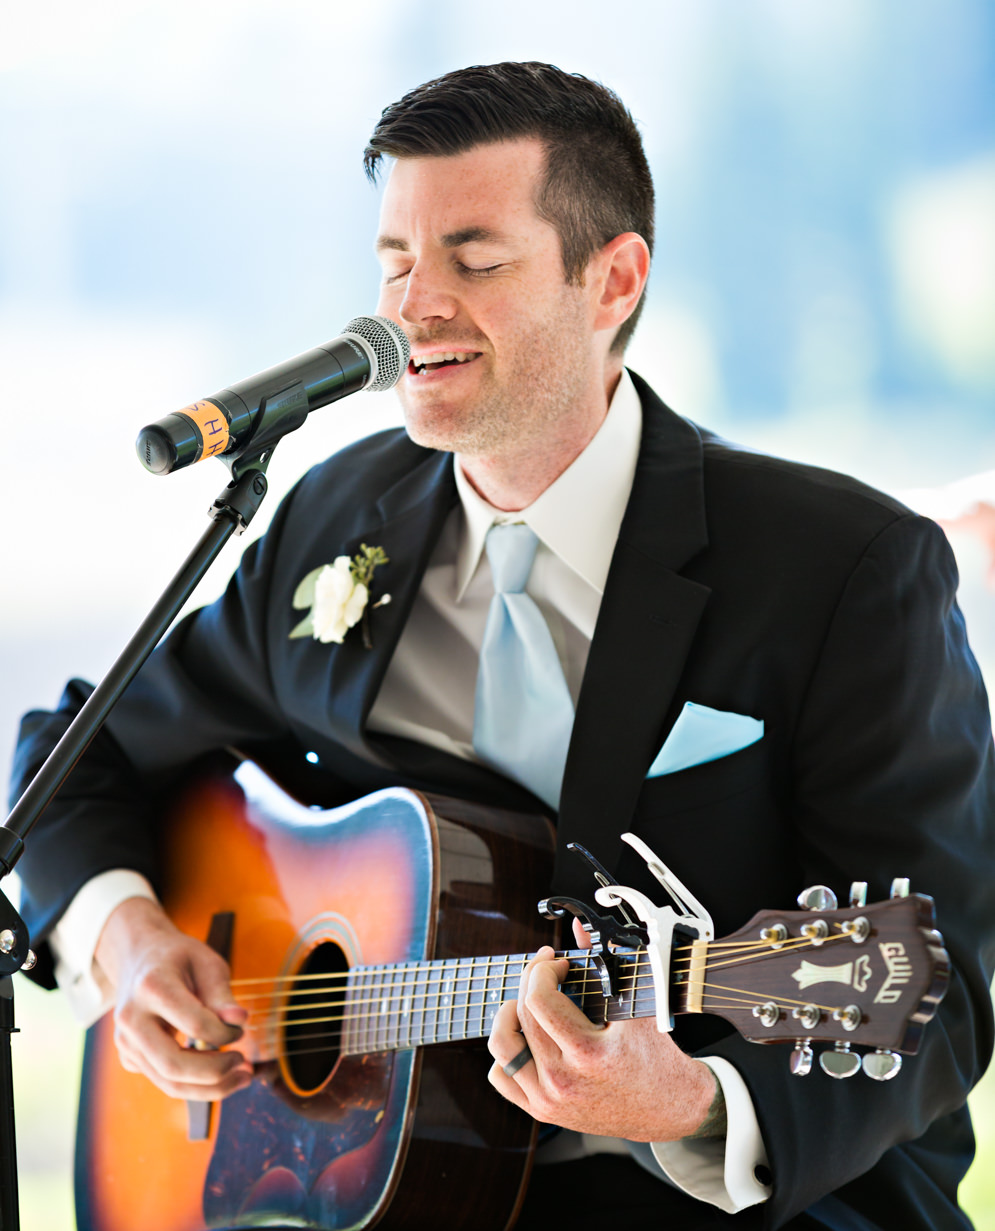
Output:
[342, 315, 410, 391]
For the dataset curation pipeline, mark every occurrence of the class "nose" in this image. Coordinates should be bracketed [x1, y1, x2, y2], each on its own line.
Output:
[396, 261, 458, 328]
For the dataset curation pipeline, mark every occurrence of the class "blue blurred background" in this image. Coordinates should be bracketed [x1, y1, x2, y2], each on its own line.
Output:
[2, 1, 993, 1225]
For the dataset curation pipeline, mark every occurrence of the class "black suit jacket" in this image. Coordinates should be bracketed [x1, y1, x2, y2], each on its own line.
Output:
[12, 373, 995, 1229]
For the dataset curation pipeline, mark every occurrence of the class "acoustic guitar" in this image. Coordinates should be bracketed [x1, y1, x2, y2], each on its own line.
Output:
[76, 763, 949, 1231]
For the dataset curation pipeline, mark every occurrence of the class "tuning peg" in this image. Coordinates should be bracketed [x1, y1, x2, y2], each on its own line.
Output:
[791, 1004, 821, 1030]
[790, 1041, 813, 1076]
[890, 877, 910, 899]
[831, 1004, 862, 1032]
[759, 923, 788, 947]
[800, 918, 829, 944]
[752, 1001, 781, 1028]
[862, 1049, 903, 1081]
[796, 885, 838, 911]
[819, 1042, 861, 1079]
[848, 881, 868, 907]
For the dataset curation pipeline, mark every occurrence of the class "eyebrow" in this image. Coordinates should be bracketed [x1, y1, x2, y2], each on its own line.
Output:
[375, 226, 508, 253]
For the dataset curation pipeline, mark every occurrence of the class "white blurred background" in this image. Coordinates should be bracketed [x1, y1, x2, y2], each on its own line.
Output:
[2, 1, 993, 1225]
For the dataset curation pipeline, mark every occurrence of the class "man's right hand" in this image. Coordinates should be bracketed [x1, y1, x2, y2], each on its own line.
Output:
[94, 897, 252, 1101]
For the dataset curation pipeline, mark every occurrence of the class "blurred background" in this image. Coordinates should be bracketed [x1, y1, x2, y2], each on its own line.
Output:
[2, 0, 993, 1225]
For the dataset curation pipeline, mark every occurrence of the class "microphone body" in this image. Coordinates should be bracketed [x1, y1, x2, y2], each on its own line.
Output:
[137, 316, 409, 475]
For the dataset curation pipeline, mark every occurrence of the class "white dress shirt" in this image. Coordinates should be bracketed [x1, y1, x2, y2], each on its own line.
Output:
[50, 370, 770, 1213]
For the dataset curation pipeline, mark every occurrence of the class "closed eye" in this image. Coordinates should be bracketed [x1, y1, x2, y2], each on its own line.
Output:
[458, 263, 502, 277]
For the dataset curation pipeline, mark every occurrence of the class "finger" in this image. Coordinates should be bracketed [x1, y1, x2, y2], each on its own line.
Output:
[514, 949, 566, 1064]
[487, 996, 523, 1062]
[501, 1042, 534, 1078]
[520, 952, 575, 1034]
[139, 957, 244, 1050]
[521, 958, 601, 1063]
[116, 1018, 252, 1098]
[123, 1050, 253, 1101]
[487, 998, 538, 1081]
[572, 916, 593, 949]
[189, 949, 248, 1032]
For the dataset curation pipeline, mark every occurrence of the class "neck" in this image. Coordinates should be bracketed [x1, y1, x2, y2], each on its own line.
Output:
[340, 946, 662, 1055]
[458, 364, 624, 511]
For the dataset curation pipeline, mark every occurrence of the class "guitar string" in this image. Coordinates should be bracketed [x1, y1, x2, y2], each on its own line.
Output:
[227, 925, 857, 1014]
[230, 939, 860, 1036]
[232, 961, 856, 1042]
[256, 981, 863, 1065]
[246, 941, 865, 1062]
[228, 931, 855, 1001]
[226, 933, 837, 989]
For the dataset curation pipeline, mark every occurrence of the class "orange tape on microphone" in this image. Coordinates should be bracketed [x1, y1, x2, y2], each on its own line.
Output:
[176, 400, 230, 460]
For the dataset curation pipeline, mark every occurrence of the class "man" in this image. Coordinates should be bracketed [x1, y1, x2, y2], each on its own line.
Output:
[11, 63, 995, 1229]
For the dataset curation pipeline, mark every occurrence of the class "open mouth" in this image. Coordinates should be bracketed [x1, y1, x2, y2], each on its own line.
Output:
[409, 351, 482, 376]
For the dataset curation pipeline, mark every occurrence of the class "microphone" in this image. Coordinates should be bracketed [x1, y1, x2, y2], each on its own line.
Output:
[136, 315, 410, 475]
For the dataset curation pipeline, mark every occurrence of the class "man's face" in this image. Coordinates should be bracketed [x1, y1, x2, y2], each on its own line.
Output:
[375, 138, 601, 460]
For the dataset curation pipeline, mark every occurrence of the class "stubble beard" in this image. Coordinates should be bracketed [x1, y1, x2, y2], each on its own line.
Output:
[399, 291, 594, 463]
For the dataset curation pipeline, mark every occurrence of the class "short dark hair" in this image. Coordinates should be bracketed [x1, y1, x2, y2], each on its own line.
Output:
[365, 62, 654, 353]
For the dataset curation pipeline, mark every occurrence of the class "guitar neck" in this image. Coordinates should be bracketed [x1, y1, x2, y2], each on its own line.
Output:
[340, 948, 667, 1055]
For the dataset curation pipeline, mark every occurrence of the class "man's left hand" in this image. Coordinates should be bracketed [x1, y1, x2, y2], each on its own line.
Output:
[487, 942, 717, 1141]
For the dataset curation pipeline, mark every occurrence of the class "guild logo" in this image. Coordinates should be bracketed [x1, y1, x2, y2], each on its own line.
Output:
[874, 942, 913, 1004]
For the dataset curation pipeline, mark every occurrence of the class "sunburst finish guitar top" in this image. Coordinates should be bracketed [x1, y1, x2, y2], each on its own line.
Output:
[77, 766, 555, 1231]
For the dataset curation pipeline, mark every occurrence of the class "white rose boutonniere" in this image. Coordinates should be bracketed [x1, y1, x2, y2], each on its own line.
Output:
[290, 544, 390, 649]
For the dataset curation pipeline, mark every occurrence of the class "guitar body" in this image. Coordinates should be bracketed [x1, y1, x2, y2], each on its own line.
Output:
[76, 766, 555, 1231]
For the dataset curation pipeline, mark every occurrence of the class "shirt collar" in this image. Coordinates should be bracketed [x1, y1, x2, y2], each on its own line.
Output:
[453, 368, 643, 599]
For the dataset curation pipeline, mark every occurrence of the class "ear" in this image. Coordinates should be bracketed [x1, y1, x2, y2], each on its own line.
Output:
[589, 232, 651, 337]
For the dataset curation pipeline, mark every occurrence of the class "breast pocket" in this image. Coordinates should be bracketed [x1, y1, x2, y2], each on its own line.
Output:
[623, 740, 791, 934]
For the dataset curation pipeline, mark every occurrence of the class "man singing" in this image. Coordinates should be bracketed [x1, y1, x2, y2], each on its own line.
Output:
[11, 62, 995, 1229]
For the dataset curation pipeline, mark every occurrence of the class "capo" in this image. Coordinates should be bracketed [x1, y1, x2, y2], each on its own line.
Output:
[593, 832, 715, 1035]
[538, 892, 648, 999]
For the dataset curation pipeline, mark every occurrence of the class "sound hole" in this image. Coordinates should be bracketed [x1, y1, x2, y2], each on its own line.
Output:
[281, 940, 348, 1096]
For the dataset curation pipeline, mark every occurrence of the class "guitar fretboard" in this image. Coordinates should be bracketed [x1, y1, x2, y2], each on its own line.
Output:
[340, 949, 659, 1055]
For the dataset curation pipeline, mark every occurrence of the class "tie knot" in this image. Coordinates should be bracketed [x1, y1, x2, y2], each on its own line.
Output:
[485, 523, 539, 594]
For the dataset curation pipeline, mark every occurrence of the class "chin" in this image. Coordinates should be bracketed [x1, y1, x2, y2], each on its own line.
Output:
[400, 409, 463, 453]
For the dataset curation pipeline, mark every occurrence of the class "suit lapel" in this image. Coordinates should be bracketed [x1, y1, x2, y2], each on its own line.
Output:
[554, 374, 712, 892]
[321, 449, 458, 763]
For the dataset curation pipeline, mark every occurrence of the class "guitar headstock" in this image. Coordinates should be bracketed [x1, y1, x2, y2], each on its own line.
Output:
[680, 883, 949, 1080]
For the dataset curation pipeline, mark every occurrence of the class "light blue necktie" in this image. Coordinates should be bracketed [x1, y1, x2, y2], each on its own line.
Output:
[472, 523, 575, 811]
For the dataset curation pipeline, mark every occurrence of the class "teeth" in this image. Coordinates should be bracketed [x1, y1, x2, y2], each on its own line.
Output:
[413, 351, 477, 372]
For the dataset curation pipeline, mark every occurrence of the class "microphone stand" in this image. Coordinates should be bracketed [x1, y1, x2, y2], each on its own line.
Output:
[0, 449, 274, 1231]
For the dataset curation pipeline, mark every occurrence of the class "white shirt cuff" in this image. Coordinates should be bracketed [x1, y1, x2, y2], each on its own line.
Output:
[650, 1056, 772, 1213]
[49, 870, 158, 1027]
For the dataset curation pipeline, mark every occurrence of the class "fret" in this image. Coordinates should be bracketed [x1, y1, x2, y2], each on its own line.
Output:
[450, 959, 464, 1042]
[366, 965, 379, 1051]
[418, 960, 433, 1048]
[375, 965, 390, 1052]
[361, 966, 373, 1053]
[632, 952, 657, 1020]
[425, 960, 441, 1047]
[451, 957, 465, 1040]
[364, 965, 376, 1053]
[389, 960, 403, 1048]
[459, 957, 472, 1041]
[342, 969, 354, 1055]
[398, 960, 408, 1048]
[467, 957, 486, 1042]
[461, 958, 474, 1041]
[481, 956, 502, 1039]
[439, 957, 458, 1042]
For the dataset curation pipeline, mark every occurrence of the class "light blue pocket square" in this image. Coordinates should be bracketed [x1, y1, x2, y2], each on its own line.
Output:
[647, 702, 764, 777]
